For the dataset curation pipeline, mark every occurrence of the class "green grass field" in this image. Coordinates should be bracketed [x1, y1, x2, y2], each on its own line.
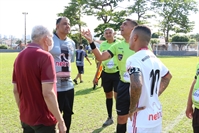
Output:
[0, 53, 198, 133]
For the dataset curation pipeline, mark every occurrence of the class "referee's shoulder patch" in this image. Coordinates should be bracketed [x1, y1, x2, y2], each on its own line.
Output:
[127, 67, 141, 75]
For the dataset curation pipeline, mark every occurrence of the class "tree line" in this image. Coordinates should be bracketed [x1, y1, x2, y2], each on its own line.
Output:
[58, 0, 198, 50]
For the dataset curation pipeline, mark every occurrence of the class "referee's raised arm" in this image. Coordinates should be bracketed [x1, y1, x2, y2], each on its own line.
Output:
[81, 29, 112, 61]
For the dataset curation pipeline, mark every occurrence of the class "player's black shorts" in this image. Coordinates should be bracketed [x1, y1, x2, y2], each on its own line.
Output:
[76, 66, 84, 74]
[193, 107, 199, 132]
[101, 71, 120, 93]
[116, 80, 130, 115]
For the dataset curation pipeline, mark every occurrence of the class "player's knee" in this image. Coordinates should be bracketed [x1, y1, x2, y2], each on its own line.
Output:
[117, 115, 128, 124]
[105, 91, 113, 98]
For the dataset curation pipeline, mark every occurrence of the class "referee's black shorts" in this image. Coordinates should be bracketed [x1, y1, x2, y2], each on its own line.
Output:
[116, 80, 130, 116]
[193, 107, 199, 133]
[101, 71, 120, 93]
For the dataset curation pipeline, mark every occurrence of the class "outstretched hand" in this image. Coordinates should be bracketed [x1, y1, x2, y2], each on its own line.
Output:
[129, 106, 145, 121]
[81, 29, 93, 43]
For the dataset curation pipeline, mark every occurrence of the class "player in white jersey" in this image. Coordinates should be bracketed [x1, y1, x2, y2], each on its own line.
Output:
[126, 25, 172, 133]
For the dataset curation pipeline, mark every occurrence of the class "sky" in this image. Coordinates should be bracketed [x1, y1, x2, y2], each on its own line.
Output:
[0, 0, 199, 39]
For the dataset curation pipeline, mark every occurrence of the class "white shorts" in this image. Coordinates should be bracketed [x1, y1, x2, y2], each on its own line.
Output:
[127, 119, 162, 133]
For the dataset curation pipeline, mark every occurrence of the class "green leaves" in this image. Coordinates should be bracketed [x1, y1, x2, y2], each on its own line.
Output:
[171, 34, 190, 50]
[152, 0, 198, 43]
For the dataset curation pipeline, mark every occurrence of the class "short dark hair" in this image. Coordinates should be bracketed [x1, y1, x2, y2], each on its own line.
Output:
[134, 25, 151, 42]
[126, 18, 138, 26]
[56, 17, 62, 25]
[79, 45, 84, 49]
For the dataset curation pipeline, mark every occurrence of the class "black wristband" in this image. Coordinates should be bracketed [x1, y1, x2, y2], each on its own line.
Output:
[90, 42, 96, 50]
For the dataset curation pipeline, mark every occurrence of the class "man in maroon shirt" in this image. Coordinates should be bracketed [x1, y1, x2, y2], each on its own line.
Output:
[12, 25, 66, 133]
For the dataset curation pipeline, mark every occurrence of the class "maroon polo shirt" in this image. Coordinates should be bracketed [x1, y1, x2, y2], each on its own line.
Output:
[12, 43, 57, 126]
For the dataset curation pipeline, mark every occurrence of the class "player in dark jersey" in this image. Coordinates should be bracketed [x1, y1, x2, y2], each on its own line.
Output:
[73, 45, 92, 84]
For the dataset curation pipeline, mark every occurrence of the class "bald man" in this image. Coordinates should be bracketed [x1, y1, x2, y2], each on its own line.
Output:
[126, 25, 172, 133]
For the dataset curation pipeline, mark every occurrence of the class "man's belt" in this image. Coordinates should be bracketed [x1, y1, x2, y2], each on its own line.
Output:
[59, 77, 70, 81]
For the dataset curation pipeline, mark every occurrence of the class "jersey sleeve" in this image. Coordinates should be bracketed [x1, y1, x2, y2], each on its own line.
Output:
[41, 54, 57, 83]
[126, 56, 141, 75]
[107, 42, 117, 58]
[160, 60, 169, 77]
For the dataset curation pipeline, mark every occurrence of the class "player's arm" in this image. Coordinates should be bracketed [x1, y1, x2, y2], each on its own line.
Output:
[42, 83, 66, 132]
[81, 29, 111, 61]
[128, 67, 144, 114]
[158, 72, 172, 96]
[186, 78, 196, 119]
[85, 56, 92, 65]
[13, 84, 20, 109]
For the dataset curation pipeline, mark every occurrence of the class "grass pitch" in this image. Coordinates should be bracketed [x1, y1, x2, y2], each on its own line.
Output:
[0, 53, 198, 133]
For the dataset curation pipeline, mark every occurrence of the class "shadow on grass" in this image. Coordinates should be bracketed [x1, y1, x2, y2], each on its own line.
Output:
[75, 86, 101, 96]
[92, 127, 105, 133]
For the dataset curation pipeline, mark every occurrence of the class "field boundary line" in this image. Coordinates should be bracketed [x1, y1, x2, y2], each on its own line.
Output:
[163, 109, 185, 132]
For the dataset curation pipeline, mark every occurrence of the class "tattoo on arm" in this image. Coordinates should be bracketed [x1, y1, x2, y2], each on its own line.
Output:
[159, 74, 171, 96]
[129, 72, 142, 112]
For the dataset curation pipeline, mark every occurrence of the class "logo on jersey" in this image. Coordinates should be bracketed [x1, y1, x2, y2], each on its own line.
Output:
[118, 47, 123, 50]
[148, 102, 162, 121]
[123, 72, 130, 82]
[118, 54, 123, 61]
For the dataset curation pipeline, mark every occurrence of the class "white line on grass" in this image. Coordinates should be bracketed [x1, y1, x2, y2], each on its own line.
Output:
[162, 109, 185, 133]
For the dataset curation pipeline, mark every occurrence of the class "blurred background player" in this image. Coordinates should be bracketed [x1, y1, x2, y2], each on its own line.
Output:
[73, 44, 92, 84]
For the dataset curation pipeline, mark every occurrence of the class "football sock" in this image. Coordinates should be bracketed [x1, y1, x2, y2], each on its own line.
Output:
[106, 98, 113, 118]
[116, 123, 126, 133]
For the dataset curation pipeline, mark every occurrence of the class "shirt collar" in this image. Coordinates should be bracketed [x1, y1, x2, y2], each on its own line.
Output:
[138, 47, 148, 51]
[27, 43, 43, 49]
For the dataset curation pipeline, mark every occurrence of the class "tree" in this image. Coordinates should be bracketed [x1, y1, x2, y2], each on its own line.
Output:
[127, 0, 155, 24]
[150, 38, 160, 50]
[84, 0, 127, 37]
[69, 33, 89, 48]
[190, 33, 199, 42]
[57, 0, 87, 45]
[151, 33, 159, 38]
[171, 35, 189, 51]
[15, 40, 22, 44]
[188, 38, 197, 49]
[152, 0, 198, 50]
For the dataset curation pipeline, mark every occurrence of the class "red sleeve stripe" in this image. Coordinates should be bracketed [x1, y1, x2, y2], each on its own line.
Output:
[162, 71, 169, 78]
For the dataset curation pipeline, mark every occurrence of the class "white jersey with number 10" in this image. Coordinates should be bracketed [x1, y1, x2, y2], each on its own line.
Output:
[126, 49, 169, 128]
